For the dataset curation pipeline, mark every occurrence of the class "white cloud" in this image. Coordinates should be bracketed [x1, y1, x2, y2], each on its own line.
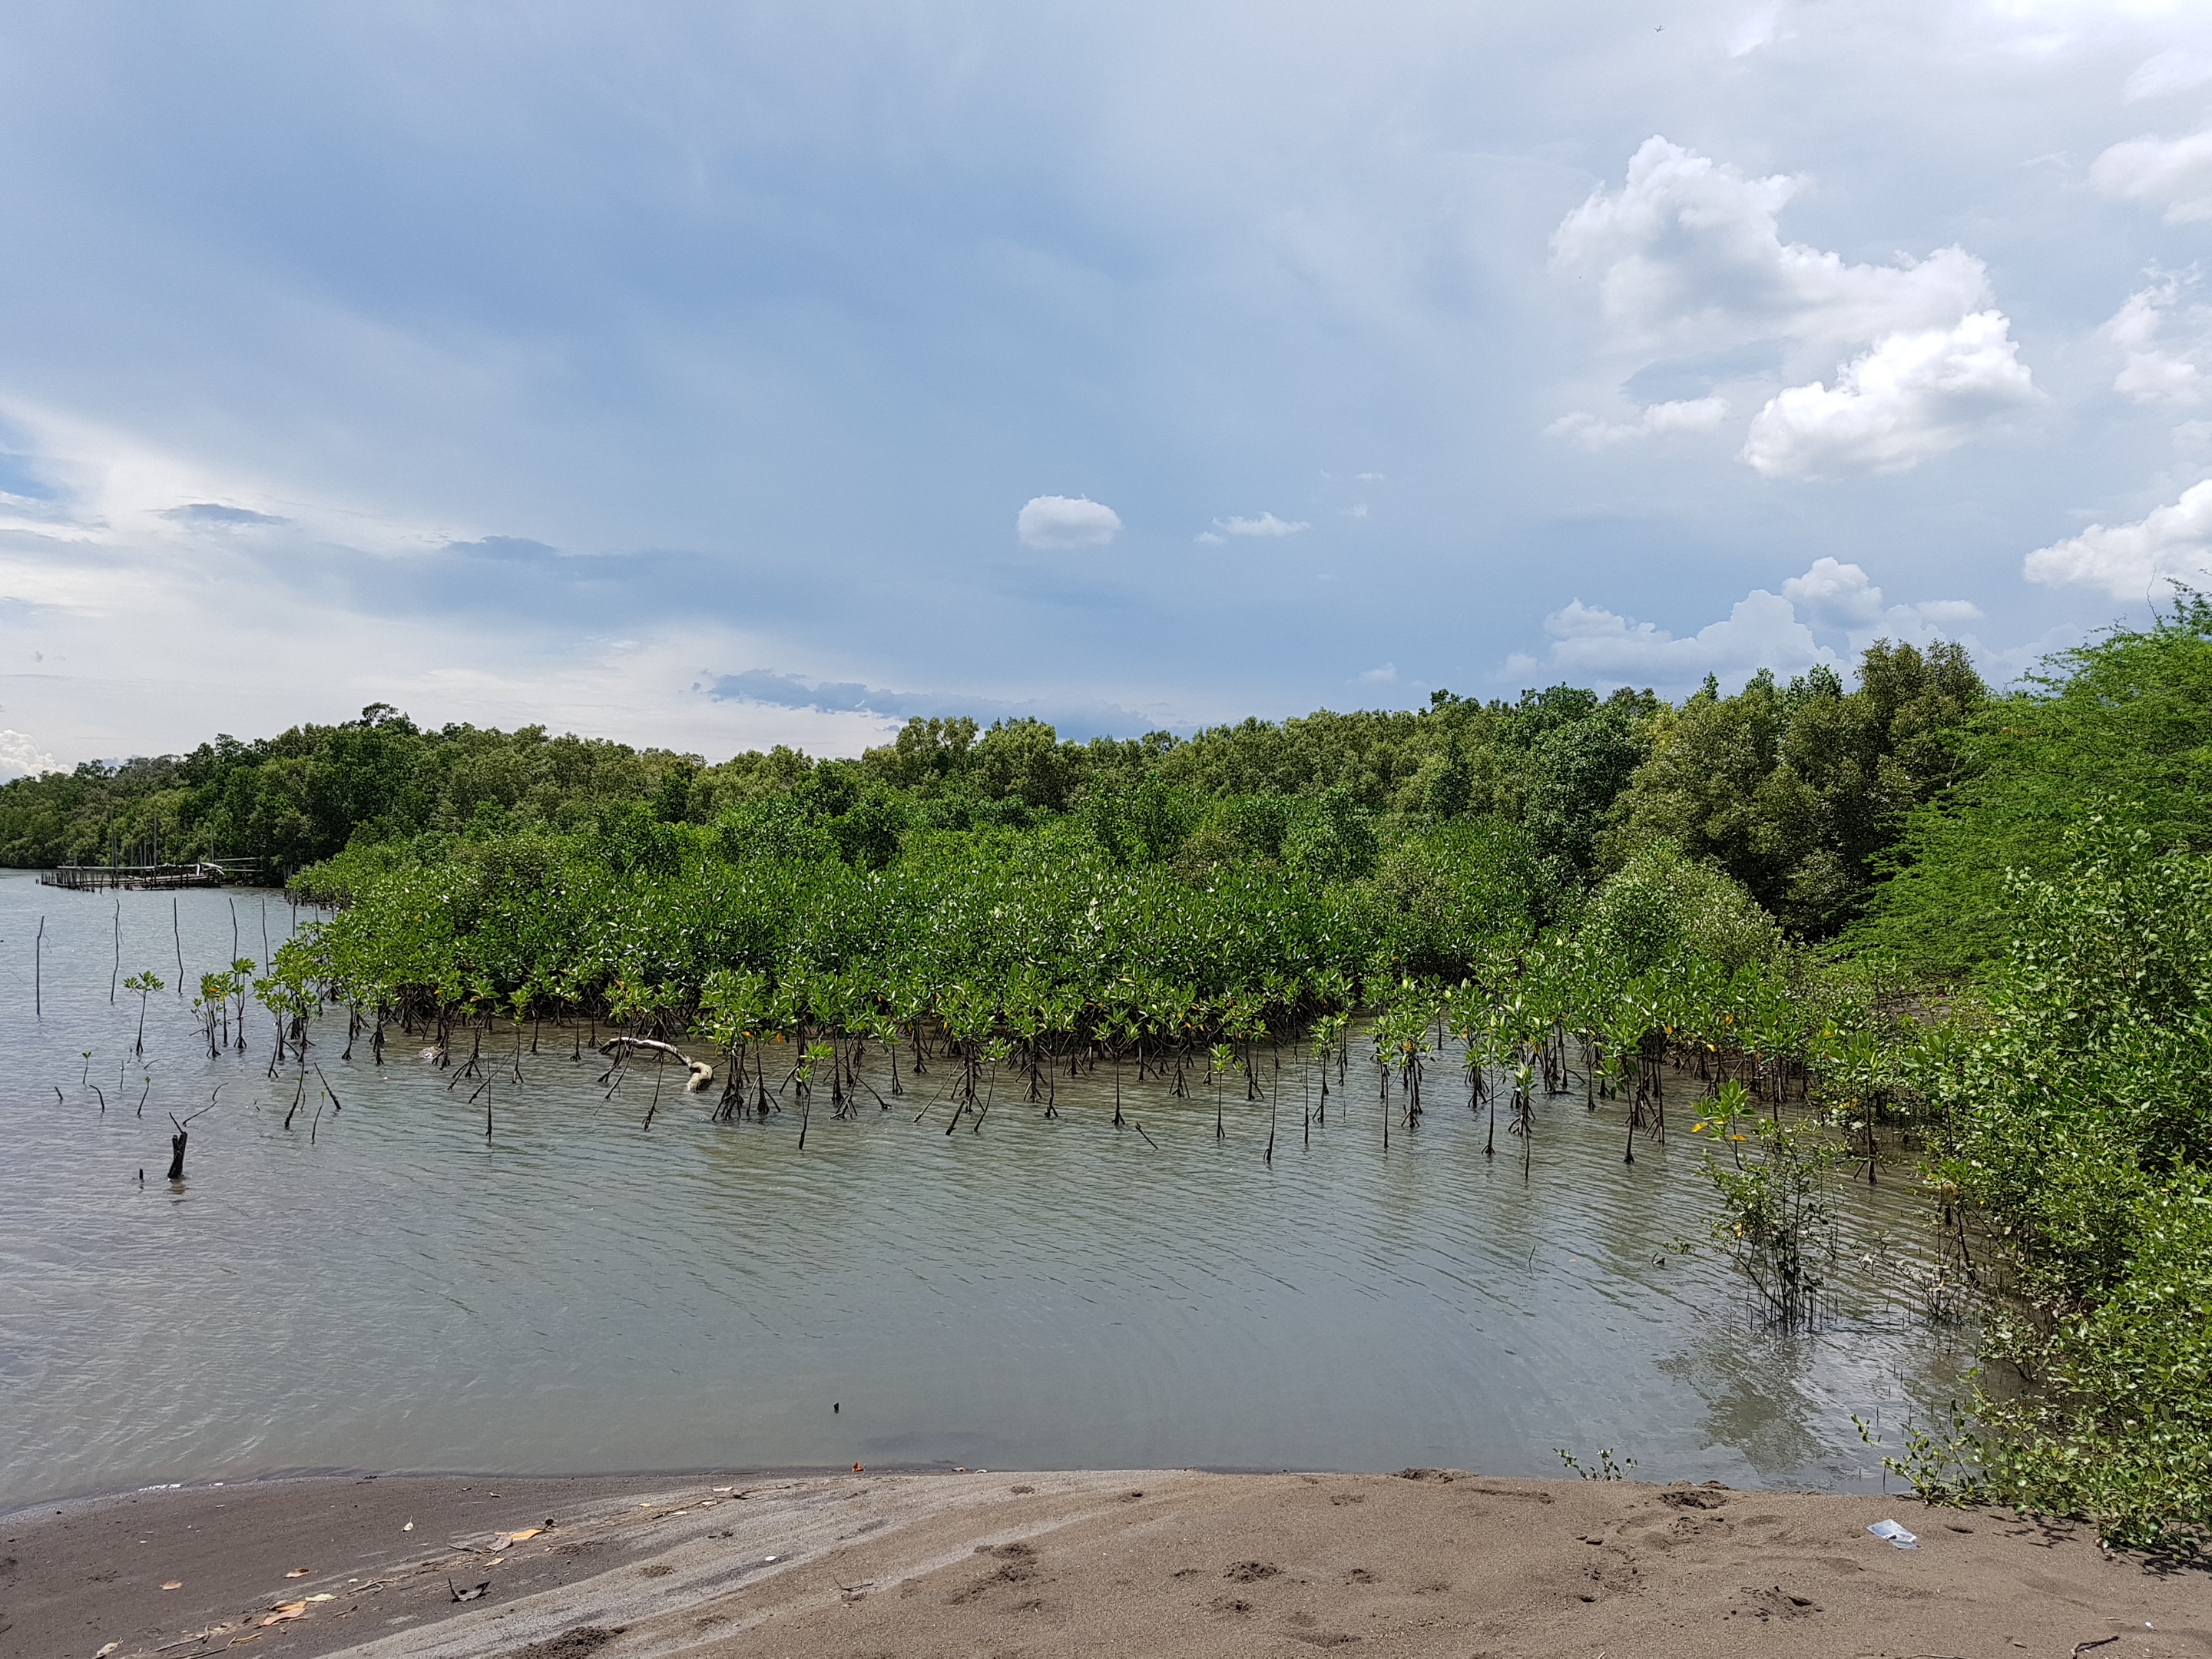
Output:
[1545, 396, 1730, 450]
[0, 730, 58, 779]
[1552, 137, 2031, 479]
[2102, 273, 2212, 405]
[1355, 472, 1386, 482]
[1727, 4, 1786, 58]
[1358, 661, 1398, 684]
[1551, 137, 1993, 356]
[1782, 556, 1885, 628]
[1194, 530, 1224, 545]
[1913, 598, 1984, 625]
[1526, 560, 1981, 690]
[2025, 478, 2212, 598]
[1343, 503, 1369, 518]
[1016, 494, 1122, 550]
[0, 398, 911, 768]
[1540, 588, 1827, 687]
[1740, 311, 2038, 479]
[2125, 49, 2212, 102]
[1213, 512, 1310, 538]
[2093, 127, 2212, 224]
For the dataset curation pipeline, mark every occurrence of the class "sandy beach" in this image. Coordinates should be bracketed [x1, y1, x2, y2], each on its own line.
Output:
[6, 1468, 2206, 1659]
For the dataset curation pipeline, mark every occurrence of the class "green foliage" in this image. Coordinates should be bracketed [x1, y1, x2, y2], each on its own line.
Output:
[1965, 1170, 2212, 1556]
[1281, 787, 1379, 882]
[1697, 1112, 1844, 1328]
[1519, 697, 1647, 879]
[1079, 774, 1202, 866]
[1554, 1447, 1637, 1481]
[1370, 818, 1551, 977]
[1853, 600, 2212, 974]
[0, 704, 704, 876]
[1581, 839, 1783, 975]
[1899, 820, 2212, 1554]
[1614, 644, 1984, 936]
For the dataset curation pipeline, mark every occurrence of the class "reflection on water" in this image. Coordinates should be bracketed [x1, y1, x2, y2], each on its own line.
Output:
[0, 873, 1969, 1508]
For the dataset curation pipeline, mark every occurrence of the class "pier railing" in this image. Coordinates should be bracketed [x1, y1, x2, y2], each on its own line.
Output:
[39, 862, 242, 891]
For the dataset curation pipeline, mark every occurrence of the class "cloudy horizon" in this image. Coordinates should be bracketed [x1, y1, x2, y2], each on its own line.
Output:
[3, 2, 2209, 772]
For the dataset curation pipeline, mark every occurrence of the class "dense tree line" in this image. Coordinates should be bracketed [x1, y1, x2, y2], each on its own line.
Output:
[0, 645, 1988, 941]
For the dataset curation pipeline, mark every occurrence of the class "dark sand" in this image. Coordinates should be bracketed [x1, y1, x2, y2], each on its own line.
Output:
[5, 1468, 2207, 1658]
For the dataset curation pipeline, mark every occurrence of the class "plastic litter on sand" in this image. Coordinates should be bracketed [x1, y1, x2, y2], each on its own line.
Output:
[1867, 1520, 1918, 1549]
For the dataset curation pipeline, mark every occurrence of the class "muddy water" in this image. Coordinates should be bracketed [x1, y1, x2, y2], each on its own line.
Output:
[0, 873, 1967, 1508]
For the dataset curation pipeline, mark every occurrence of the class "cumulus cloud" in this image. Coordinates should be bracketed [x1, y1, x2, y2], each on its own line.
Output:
[1782, 556, 1884, 629]
[1212, 511, 1310, 538]
[1913, 598, 1985, 626]
[0, 729, 58, 779]
[1016, 494, 1122, 550]
[1552, 137, 2032, 478]
[1782, 556, 1982, 635]
[1545, 396, 1730, 450]
[1552, 137, 1992, 356]
[2125, 49, 2212, 102]
[1358, 661, 1398, 684]
[2025, 479, 2212, 599]
[2093, 127, 2212, 225]
[1740, 312, 2038, 479]
[1527, 559, 1980, 690]
[1541, 588, 1826, 686]
[2102, 273, 2212, 405]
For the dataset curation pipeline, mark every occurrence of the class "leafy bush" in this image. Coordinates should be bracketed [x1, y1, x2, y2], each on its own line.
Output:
[1853, 600, 2212, 975]
[1581, 839, 1783, 975]
[1902, 824, 2212, 1552]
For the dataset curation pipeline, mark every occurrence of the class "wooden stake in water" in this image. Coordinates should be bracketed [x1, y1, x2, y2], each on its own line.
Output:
[173, 896, 185, 992]
[111, 897, 121, 1003]
[34, 915, 43, 1016]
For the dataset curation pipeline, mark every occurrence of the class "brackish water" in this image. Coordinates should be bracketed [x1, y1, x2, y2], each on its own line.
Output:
[0, 873, 1967, 1510]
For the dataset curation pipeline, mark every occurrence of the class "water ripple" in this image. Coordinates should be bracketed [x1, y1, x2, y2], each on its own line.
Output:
[0, 875, 1970, 1507]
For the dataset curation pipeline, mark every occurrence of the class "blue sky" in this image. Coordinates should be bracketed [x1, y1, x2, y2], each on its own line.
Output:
[3, 1, 2210, 772]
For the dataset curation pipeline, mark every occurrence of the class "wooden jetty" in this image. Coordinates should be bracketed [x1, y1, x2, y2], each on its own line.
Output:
[41, 862, 237, 891]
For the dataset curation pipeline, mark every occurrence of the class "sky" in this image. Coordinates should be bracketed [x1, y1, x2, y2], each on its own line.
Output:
[5, 1, 2212, 773]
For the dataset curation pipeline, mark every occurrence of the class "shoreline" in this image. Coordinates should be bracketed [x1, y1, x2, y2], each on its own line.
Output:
[5, 1467, 2204, 1659]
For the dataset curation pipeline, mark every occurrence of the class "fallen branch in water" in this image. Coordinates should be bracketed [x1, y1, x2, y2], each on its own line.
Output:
[598, 1037, 714, 1091]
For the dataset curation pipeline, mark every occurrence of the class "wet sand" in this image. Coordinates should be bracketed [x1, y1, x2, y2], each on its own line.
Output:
[5, 1467, 2206, 1659]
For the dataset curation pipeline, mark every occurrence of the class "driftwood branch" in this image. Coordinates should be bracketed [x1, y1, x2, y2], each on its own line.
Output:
[598, 1037, 715, 1091]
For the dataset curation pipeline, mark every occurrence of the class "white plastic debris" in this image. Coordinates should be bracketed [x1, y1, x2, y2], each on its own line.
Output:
[1867, 1519, 1918, 1549]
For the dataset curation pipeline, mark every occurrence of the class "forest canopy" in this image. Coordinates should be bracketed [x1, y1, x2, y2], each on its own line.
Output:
[2, 643, 1993, 945]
